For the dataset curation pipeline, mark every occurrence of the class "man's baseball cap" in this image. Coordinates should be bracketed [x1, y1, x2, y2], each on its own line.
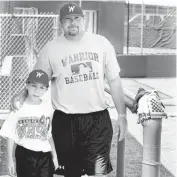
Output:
[60, 2, 84, 20]
[26, 70, 49, 87]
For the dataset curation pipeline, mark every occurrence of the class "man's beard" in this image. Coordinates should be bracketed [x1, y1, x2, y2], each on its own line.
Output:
[68, 26, 79, 36]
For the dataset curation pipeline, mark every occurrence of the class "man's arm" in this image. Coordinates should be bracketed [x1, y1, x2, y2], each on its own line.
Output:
[124, 89, 135, 111]
[103, 37, 127, 141]
[108, 75, 127, 141]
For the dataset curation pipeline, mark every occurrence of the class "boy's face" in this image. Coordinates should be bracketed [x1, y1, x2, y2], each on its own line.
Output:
[26, 82, 47, 101]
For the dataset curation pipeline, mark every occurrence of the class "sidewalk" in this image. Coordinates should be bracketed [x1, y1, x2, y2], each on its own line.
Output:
[121, 77, 176, 176]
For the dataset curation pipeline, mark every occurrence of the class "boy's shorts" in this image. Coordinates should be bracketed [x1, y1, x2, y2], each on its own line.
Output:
[15, 145, 54, 177]
[52, 109, 113, 177]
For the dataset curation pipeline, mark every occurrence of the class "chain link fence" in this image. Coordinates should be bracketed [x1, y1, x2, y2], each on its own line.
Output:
[0, 13, 59, 174]
[0, 13, 59, 113]
[124, 3, 176, 54]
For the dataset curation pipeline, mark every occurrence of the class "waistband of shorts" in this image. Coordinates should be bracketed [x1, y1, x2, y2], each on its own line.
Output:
[54, 109, 108, 116]
[16, 145, 51, 156]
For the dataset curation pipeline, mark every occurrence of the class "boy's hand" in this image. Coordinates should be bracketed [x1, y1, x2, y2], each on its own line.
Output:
[53, 155, 59, 170]
[7, 158, 16, 176]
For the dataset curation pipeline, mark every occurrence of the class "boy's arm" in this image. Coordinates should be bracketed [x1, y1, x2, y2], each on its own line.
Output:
[48, 137, 57, 158]
[1, 113, 18, 175]
[7, 138, 15, 161]
[48, 137, 59, 169]
[7, 138, 16, 176]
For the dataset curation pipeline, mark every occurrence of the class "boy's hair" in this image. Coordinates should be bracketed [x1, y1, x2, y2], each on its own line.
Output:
[26, 70, 49, 87]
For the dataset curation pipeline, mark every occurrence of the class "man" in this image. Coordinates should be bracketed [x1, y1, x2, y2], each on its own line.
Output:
[11, 3, 127, 177]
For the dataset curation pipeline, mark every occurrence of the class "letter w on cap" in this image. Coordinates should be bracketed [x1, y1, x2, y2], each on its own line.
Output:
[36, 72, 44, 78]
[68, 6, 75, 12]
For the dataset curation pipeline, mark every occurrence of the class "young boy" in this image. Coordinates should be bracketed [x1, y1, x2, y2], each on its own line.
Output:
[0, 69, 58, 177]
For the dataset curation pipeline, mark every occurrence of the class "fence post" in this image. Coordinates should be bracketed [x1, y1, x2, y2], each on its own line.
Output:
[136, 90, 167, 177]
[140, 0, 144, 54]
[142, 119, 162, 177]
[116, 139, 125, 177]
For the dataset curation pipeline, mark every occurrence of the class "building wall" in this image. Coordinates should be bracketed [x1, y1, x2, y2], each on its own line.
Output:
[118, 55, 147, 77]
[146, 55, 176, 77]
[82, 1, 125, 53]
[7, 1, 125, 53]
[118, 55, 176, 77]
[0, 1, 11, 13]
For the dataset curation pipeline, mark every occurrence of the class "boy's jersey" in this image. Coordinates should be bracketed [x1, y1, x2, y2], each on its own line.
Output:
[0, 101, 54, 152]
[34, 32, 120, 114]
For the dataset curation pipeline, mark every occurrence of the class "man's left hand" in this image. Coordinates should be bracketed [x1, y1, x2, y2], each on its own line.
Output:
[118, 118, 128, 141]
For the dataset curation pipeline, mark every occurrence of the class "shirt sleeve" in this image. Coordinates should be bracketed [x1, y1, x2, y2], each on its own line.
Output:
[0, 112, 18, 141]
[33, 44, 53, 80]
[104, 38, 121, 81]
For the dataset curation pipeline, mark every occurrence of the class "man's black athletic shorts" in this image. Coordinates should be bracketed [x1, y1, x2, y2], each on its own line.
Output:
[52, 109, 113, 177]
[15, 145, 54, 177]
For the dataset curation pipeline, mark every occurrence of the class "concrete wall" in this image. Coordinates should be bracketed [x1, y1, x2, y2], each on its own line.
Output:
[7, 1, 125, 53]
[146, 55, 176, 77]
[82, 1, 125, 53]
[118, 55, 176, 77]
[118, 55, 147, 77]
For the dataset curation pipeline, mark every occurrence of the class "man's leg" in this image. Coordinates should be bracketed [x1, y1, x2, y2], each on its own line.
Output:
[80, 109, 113, 176]
[52, 110, 84, 177]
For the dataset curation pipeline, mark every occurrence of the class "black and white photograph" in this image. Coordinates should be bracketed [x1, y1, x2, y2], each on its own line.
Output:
[0, 0, 176, 177]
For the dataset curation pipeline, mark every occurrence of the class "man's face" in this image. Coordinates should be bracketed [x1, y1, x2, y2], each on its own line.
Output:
[61, 15, 84, 36]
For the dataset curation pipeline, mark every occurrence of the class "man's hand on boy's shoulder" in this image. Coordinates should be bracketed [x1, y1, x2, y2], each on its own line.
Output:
[10, 89, 27, 112]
